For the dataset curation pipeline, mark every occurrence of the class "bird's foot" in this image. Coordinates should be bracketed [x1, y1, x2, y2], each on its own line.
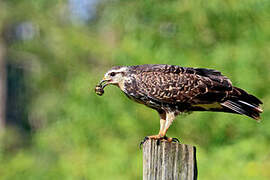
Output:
[165, 137, 180, 143]
[139, 135, 180, 148]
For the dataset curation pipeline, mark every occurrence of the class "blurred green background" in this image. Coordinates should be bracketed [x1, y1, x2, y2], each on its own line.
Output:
[0, 0, 269, 179]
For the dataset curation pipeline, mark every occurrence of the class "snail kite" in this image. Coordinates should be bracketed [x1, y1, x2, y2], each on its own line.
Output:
[95, 64, 263, 143]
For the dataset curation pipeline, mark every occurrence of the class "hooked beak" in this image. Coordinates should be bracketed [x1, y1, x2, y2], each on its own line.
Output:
[99, 78, 111, 88]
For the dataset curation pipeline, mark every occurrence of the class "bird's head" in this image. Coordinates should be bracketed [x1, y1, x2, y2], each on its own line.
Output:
[98, 66, 129, 90]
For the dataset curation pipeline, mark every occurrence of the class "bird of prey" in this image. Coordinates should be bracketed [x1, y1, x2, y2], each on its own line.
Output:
[95, 64, 263, 143]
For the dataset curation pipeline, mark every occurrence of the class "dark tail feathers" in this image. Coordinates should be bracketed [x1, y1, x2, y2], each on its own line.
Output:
[221, 87, 263, 120]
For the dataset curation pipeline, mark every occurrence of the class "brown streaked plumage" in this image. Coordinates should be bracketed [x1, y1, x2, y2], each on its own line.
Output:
[95, 64, 263, 143]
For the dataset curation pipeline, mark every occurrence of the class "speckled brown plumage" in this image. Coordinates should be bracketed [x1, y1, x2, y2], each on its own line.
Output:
[96, 64, 263, 143]
[119, 65, 261, 117]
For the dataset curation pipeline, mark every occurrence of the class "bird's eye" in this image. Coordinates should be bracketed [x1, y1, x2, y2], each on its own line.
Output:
[110, 72, 116, 77]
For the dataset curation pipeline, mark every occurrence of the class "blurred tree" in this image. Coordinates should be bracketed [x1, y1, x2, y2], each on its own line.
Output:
[0, 42, 6, 131]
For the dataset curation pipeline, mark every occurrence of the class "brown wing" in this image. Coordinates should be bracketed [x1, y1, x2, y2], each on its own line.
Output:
[129, 64, 262, 119]
[134, 65, 233, 105]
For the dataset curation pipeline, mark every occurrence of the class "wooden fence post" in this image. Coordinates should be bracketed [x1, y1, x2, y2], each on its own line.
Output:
[143, 139, 197, 180]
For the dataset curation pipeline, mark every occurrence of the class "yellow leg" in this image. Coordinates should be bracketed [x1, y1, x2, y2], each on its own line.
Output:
[140, 111, 179, 148]
[144, 111, 176, 140]
[159, 112, 166, 135]
[147, 111, 166, 139]
[160, 111, 175, 137]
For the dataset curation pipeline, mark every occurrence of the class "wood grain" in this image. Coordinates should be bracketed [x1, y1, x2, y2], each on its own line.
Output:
[143, 139, 197, 180]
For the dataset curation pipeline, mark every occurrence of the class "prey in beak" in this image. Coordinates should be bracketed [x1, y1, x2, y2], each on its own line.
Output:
[94, 66, 128, 96]
[95, 79, 110, 96]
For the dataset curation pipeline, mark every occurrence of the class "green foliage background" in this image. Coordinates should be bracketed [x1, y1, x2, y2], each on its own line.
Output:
[0, 0, 269, 179]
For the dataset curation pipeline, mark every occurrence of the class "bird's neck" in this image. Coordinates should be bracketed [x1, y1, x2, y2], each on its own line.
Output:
[117, 80, 125, 91]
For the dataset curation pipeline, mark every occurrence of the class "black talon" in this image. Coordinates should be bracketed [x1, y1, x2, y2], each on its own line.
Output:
[163, 136, 168, 140]
[156, 139, 161, 146]
[140, 136, 149, 149]
[172, 137, 180, 143]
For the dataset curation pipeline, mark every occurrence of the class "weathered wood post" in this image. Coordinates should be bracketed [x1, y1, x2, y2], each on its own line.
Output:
[143, 139, 197, 180]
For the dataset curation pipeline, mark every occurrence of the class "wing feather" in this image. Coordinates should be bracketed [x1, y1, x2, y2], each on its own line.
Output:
[133, 65, 232, 105]
[125, 64, 262, 119]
